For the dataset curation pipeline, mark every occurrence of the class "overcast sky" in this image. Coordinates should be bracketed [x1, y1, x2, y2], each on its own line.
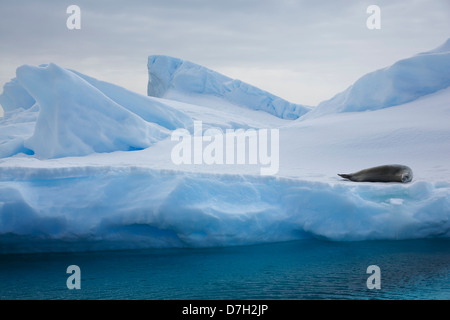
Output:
[0, 0, 449, 107]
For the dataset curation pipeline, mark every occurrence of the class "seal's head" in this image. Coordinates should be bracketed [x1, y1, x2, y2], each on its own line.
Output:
[401, 170, 413, 183]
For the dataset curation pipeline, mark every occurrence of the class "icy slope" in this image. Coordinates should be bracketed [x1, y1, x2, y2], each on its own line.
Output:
[70, 69, 192, 131]
[303, 38, 450, 119]
[147, 55, 311, 120]
[1, 65, 192, 131]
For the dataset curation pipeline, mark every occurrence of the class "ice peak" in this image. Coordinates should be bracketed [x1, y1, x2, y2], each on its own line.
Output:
[302, 39, 450, 119]
[16, 63, 169, 158]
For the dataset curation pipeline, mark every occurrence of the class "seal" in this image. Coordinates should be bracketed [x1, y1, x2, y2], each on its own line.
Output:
[338, 164, 413, 183]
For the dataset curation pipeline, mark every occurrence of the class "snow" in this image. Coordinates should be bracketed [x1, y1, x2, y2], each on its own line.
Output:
[303, 39, 450, 119]
[0, 40, 450, 253]
[147, 55, 311, 120]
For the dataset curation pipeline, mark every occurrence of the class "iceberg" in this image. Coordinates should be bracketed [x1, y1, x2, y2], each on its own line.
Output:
[1, 65, 193, 132]
[303, 38, 450, 119]
[147, 55, 311, 120]
[0, 63, 194, 159]
[0, 40, 449, 253]
[16, 63, 171, 159]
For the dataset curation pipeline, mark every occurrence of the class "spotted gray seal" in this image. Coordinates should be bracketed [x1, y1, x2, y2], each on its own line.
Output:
[338, 164, 413, 183]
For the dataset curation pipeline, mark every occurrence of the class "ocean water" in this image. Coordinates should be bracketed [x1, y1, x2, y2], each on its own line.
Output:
[0, 239, 449, 300]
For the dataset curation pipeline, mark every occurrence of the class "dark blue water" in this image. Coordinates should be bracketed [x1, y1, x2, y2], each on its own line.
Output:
[0, 239, 449, 300]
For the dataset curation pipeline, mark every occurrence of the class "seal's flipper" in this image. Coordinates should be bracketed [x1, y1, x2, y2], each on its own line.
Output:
[338, 174, 351, 180]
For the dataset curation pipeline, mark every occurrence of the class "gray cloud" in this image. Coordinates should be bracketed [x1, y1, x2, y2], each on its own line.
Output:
[1, 0, 449, 108]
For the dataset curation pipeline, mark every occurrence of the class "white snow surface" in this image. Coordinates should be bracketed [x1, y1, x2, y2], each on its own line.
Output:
[0, 41, 450, 253]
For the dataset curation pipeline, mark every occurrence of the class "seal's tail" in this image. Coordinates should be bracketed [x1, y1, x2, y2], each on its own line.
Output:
[338, 174, 351, 180]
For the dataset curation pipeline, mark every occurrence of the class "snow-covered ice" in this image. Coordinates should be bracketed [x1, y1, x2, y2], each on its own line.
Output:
[303, 38, 450, 119]
[0, 40, 449, 253]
